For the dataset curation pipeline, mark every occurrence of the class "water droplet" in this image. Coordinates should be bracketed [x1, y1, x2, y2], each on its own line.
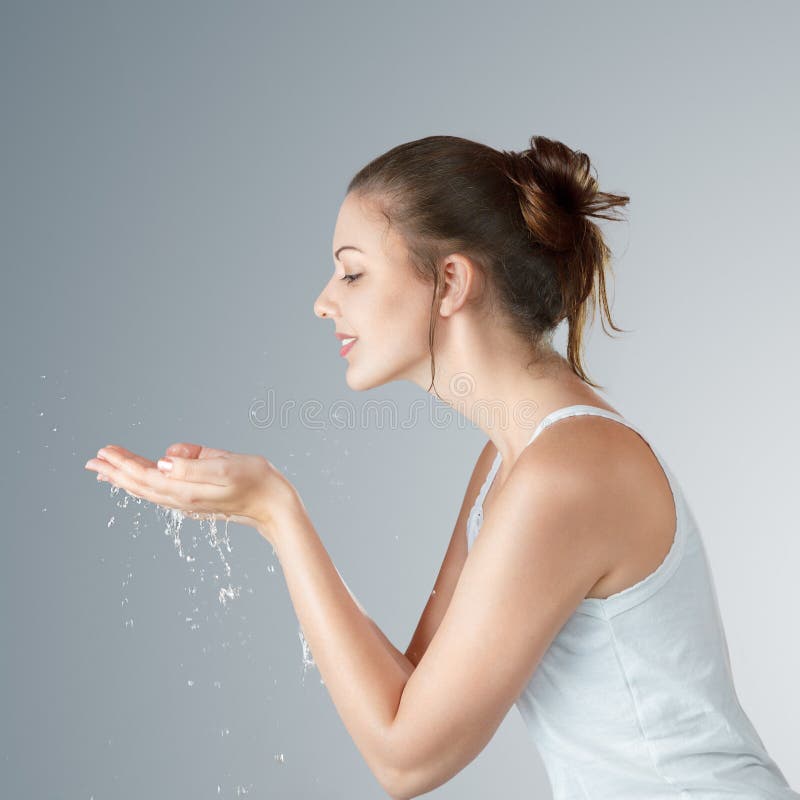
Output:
[298, 626, 317, 684]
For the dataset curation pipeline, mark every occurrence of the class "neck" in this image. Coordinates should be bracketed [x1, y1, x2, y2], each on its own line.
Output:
[411, 323, 603, 467]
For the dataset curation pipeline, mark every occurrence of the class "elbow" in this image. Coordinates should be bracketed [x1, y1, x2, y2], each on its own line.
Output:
[379, 760, 435, 800]
[379, 762, 410, 800]
[380, 735, 478, 798]
[378, 756, 423, 800]
[377, 720, 460, 798]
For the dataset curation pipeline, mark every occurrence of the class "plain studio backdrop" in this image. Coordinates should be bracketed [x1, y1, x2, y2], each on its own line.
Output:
[2, 2, 798, 797]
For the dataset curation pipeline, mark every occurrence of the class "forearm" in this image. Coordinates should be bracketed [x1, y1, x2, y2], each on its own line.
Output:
[336, 566, 416, 681]
[264, 502, 412, 790]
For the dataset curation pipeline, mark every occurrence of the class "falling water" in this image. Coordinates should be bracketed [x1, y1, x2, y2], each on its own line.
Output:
[298, 626, 317, 686]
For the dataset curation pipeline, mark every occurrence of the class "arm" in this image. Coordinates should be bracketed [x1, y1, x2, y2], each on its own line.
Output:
[334, 440, 495, 677]
[264, 439, 497, 795]
[333, 563, 415, 680]
[264, 434, 620, 800]
[265, 503, 411, 796]
[404, 440, 497, 667]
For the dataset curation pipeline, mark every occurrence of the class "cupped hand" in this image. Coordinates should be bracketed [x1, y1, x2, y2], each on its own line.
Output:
[84, 442, 299, 541]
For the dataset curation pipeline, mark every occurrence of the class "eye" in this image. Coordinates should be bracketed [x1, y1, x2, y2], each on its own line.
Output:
[340, 273, 362, 285]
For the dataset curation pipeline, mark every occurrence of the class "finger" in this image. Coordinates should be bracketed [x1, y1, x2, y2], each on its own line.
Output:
[165, 443, 203, 458]
[197, 446, 232, 460]
[90, 447, 170, 489]
[156, 454, 229, 485]
[92, 462, 179, 507]
[164, 443, 229, 460]
[92, 444, 157, 469]
[93, 459, 229, 512]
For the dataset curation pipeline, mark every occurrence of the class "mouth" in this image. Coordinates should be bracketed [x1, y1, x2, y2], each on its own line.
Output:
[339, 337, 358, 356]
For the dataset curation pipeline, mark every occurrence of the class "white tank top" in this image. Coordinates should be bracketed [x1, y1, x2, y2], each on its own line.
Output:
[466, 405, 798, 799]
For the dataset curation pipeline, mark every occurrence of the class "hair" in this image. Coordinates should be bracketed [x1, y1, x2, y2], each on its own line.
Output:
[345, 134, 631, 393]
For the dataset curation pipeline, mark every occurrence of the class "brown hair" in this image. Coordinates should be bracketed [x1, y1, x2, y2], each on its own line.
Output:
[346, 134, 630, 393]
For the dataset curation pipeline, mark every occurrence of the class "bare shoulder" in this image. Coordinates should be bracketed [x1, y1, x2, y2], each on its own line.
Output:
[513, 412, 677, 601]
[521, 408, 664, 485]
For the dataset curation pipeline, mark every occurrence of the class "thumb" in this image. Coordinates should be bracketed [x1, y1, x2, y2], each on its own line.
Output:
[157, 454, 196, 479]
[157, 453, 228, 483]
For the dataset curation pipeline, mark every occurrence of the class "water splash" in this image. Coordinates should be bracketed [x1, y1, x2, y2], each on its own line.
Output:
[298, 626, 317, 685]
[96, 490, 244, 607]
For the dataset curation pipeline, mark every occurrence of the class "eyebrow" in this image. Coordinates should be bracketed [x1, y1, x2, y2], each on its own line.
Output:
[334, 245, 364, 261]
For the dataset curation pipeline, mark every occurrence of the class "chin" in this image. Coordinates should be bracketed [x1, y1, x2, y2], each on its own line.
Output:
[343, 358, 404, 392]
[343, 363, 376, 392]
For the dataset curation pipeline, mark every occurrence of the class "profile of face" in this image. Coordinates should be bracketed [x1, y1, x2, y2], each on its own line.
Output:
[314, 192, 436, 392]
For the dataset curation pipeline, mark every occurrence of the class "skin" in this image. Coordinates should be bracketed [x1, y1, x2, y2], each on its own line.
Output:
[84, 189, 675, 799]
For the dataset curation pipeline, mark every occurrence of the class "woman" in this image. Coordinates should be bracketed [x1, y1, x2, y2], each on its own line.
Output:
[84, 135, 798, 799]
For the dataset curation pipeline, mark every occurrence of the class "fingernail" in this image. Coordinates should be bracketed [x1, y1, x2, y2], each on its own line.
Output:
[157, 458, 173, 472]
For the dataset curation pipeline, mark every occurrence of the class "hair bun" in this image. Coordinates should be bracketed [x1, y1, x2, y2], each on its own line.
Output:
[500, 136, 629, 251]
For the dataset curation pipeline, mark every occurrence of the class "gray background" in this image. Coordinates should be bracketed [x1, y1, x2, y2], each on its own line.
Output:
[2, 1, 798, 797]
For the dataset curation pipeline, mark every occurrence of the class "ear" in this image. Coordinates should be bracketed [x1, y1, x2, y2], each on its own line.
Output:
[439, 255, 481, 316]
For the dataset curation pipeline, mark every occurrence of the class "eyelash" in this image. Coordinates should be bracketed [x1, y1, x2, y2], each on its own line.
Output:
[340, 273, 362, 285]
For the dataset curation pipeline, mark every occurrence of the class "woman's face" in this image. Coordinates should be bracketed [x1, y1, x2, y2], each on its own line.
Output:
[314, 192, 435, 391]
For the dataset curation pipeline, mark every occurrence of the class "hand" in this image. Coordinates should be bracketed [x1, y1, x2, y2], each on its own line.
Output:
[84, 442, 299, 542]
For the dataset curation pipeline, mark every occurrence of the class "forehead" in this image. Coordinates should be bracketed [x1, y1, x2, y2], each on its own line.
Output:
[332, 193, 391, 259]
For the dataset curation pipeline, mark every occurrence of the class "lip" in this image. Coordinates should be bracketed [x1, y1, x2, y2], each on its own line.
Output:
[339, 338, 357, 357]
[335, 333, 357, 340]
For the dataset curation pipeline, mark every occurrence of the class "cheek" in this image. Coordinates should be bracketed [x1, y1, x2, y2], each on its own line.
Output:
[372, 289, 431, 346]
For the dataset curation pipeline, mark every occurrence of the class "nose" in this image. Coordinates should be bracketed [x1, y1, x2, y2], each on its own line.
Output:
[313, 282, 336, 320]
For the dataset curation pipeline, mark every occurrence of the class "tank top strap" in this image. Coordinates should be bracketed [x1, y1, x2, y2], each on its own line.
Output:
[483, 405, 639, 505]
[526, 404, 640, 447]
[475, 450, 503, 508]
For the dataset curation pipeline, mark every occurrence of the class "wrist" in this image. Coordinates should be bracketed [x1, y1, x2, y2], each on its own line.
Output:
[257, 482, 306, 545]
